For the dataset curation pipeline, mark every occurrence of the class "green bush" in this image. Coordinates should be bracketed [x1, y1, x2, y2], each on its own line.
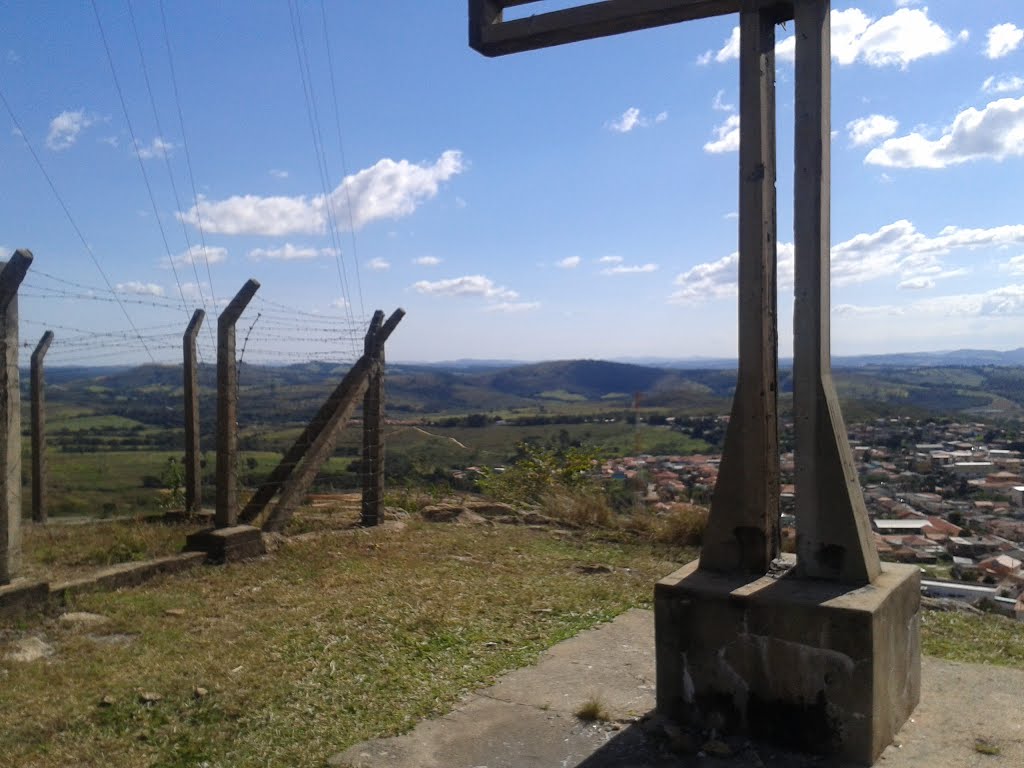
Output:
[477, 442, 598, 504]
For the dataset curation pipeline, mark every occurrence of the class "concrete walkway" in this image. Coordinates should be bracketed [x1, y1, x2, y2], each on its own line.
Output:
[330, 609, 1024, 768]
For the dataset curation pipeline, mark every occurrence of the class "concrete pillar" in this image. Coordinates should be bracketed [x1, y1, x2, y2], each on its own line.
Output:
[183, 309, 205, 514]
[215, 279, 259, 528]
[699, 6, 780, 575]
[792, 0, 880, 584]
[361, 312, 385, 526]
[31, 330, 53, 524]
[0, 251, 33, 584]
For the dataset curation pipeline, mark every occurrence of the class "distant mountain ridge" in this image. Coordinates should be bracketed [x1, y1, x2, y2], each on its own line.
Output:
[612, 348, 1024, 370]
[29, 353, 1024, 425]
[398, 348, 1024, 371]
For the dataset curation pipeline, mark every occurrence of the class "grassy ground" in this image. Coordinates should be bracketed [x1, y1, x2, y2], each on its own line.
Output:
[20, 519, 191, 583]
[921, 610, 1024, 669]
[1, 520, 686, 768]
[5, 514, 1024, 768]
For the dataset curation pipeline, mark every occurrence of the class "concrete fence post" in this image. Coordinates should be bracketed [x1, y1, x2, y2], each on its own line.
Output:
[0, 250, 33, 584]
[361, 313, 386, 527]
[31, 330, 53, 524]
[215, 279, 259, 529]
[183, 309, 205, 515]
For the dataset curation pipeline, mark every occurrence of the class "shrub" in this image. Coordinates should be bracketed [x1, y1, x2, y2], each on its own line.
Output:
[477, 442, 597, 505]
[539, 487, 615, 528]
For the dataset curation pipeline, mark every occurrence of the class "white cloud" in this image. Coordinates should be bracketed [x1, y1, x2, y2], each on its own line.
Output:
[704, 114, 740, 154]
[248, 244, 336, 261]
[269, 169, 289, 179]
[414, 255, 441, 266]
[982, 75, 1024, 94]
[135, 136, 174, 160]
[484, 301, 541, 313]
[608, 107, 642, 133]
[847, 114, 899, 146]
[655, 111, 668, 123]
[331, 297, 349, 309]
[1002, 255, 1024, 275]
[669, 219, 1024, 303]
[180, 282, 216, 302]
[774, 8, 955, 69]
[723, 211, 739, 220]
[602, 263, 658, 275]
[46, 109, 93, 150]
[986, 23, 1024, 59]
[597, 255, 623, 264]
[116, 281, 164, 297]
[840, 285, 1024, 319]
[697, 26, 740, 65]
[556, 256, 581, 269]
[670, 252, 739, 303]
[367, 257, 390, 271]
[179, 150, 463, 236]
[413, 275, 518, 302]
[165, 244, 228, 268]
[865, 96, 1024, 168]
[712, 90, 734, 112]
[897, 276, 934, 290]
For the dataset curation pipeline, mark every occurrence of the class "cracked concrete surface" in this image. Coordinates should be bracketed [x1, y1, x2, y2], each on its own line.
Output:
[328, 609, 1024, 768]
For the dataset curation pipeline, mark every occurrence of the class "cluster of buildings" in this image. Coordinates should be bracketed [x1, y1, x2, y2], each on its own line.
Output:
[597, 417, 1024, 619]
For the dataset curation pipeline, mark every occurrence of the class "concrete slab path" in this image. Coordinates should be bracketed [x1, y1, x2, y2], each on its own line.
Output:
[330, 609, 1024, 768]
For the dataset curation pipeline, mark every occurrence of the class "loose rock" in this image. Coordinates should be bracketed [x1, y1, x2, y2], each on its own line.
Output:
[59, 611, 109, 628]
[5, 637, 54, 663]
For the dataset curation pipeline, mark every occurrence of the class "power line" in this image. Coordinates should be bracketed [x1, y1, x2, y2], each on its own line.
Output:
[0, 88, 156, 363]
[319, 0, 365, 317]
[286, 0, 359, 356]
[157, 0, 219, 318]
[126, 0, 213, 350]
[90, 0, 191, 322]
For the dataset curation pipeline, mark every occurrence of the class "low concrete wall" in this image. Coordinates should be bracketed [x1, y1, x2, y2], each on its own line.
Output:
[0, 551, 207, 618]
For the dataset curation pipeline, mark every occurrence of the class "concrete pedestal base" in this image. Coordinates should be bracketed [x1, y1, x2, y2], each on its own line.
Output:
[655, 557, 920, 766]
[184, 525, 265, 563]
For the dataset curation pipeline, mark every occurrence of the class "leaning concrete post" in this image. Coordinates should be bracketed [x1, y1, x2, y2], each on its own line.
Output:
[215, 279, 259, 528]
[699, 5, 780, 575]
[0, 250, 33, 583]
[183, 309, 205, 515]
[31, 331, 53, 524]
[361, 312, 386, 526]
[263, 309, 405, 533]
[793, 0, 880, 584]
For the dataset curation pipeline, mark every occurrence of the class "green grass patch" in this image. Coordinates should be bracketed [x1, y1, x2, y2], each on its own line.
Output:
[921, 610, 1024, 669]
[22, 519, 189, 582]
[0, 522, 684, 768]
[538, 390, 587, 402]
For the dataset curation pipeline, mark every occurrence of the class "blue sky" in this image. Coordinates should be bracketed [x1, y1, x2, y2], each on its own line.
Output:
[2, 1, 1023, 365]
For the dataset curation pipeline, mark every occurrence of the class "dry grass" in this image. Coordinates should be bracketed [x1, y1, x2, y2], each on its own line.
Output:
[539, 490, 708, 550]
[574, 695, 611, 722]
[21, 519, 190, 583]
[539, 487, 616, 528]
[0, 520, 686, 768]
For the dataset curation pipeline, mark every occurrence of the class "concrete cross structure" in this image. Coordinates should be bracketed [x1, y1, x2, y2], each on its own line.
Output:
[469, 2, 921, 764]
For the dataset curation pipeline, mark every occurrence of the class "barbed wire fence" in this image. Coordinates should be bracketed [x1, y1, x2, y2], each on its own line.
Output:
[11, 262, 405, 555]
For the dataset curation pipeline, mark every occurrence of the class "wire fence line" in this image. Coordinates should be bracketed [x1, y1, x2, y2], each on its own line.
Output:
[19, 269, 369, 368]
